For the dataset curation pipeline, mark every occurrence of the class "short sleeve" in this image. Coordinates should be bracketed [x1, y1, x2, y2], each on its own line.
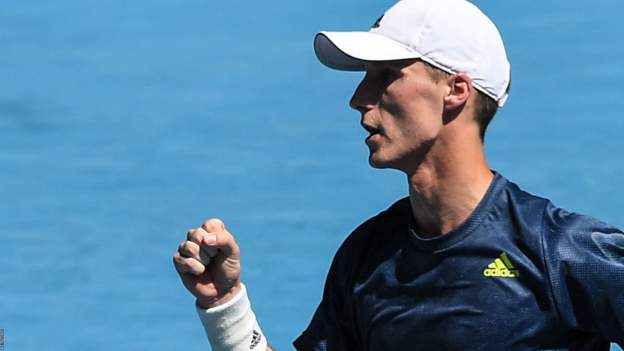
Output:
[293, 242, 360, 351]
[293, 199, 407, 351]
[543, 206, 624, 347]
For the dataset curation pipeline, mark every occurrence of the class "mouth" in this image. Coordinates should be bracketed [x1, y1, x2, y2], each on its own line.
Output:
[362, 122, 380, 135]
[362, 122, 381, 142]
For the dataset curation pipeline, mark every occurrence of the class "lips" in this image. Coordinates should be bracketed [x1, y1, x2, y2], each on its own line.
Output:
[362, 122, 382, 144]
[363, 124, 379, 134]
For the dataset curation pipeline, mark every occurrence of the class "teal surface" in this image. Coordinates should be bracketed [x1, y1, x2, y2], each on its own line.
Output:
[0, 0, 622, 350]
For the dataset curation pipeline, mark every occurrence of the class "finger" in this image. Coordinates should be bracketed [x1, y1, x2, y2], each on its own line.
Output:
[202, 228, 240, 260]
[186, 228, 204, 245]
[189, 228, 219, 257]
[197, 246, 213, 266]
[201, 218, 225, 233]
[178, 241, 212, 265]
[178, 241, 200, 258]
[173, 252, 206, 276]
[200, 244, 219, 258]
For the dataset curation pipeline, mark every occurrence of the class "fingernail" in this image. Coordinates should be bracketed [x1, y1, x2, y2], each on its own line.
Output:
[204, 234, 216, 245]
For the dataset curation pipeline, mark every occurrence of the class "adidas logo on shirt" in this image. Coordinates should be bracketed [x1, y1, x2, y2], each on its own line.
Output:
[483, 252, 520, 278]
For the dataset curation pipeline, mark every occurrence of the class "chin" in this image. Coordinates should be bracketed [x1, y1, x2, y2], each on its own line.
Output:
[368, 154, 392, 169]
[368, 152, 414, 172]
[368, 159, 384, 169]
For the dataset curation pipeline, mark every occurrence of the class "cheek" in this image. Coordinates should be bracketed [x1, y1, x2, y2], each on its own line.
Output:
[381, 87, 443, 142]
[379, 85, 409, 118]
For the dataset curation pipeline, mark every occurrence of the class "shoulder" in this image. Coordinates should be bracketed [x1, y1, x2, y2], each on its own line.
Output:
[498, 174, 622, 238]
[541, 201, 623, 248]
[499, 177, 552, 223]
[495, 175, 621, 237]
[340, 197, 409, 249]
[539, 201, 623, 283]
[492, 175, 624, 264]
[504, 177, 624, 259]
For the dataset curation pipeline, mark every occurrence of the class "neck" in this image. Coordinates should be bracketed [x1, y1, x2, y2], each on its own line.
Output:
[406, 134, 493, 238]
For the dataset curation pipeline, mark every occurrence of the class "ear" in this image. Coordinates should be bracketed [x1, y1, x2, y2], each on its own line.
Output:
[443, 73, 472, 111]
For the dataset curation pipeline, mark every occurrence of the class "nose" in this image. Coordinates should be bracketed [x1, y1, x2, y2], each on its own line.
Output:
[349, 73, 379, 113]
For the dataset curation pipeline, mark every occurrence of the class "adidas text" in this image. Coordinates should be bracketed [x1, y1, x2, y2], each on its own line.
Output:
[483, 252, 520, 278]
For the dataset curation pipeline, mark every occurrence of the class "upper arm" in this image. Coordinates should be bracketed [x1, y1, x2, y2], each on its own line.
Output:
[292, 246, 360, 351]
[543, 207, 624, 345]
[293, 219, 378, 351]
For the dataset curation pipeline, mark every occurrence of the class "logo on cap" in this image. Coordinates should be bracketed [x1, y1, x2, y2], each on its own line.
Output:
[371, 15, 384, 28]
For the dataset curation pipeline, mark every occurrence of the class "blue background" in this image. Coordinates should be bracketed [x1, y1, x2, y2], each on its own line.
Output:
[1, 0, 622, 350]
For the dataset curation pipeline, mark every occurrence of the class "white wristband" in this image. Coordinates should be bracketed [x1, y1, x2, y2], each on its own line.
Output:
[196, 284, 267, 351]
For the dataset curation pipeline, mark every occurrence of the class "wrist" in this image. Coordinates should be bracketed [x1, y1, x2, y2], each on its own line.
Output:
[196, 283, 267, 351]
[196, 283, 242, 309]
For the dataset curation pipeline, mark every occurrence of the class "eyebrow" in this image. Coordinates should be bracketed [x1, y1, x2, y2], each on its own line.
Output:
[367, 59, 419, 70]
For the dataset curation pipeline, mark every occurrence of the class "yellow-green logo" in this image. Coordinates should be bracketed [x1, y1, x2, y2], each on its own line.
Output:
[483, 252, 520, 278]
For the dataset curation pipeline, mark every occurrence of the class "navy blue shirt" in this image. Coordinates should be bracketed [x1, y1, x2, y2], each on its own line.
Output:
[293, 173, 624, 350]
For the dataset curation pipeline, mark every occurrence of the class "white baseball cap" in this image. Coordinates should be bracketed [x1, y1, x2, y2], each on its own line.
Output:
[314, 0, 511, 107]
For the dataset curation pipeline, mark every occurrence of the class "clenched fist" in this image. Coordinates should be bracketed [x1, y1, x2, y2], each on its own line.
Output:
[173, 218, 242, 308]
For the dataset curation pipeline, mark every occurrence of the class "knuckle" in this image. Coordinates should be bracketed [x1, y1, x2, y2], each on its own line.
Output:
[173, 253, 185, 266]
[202, 218, 225, 232]
[187, 228, 205, 244]
[175, 256, 200, 273]
[177, 242, 190, 257]
[184, 241, 199, 256]
[173, 257, 182, 272]
[178, 242, 189, 256]
[187, 258, 205, 275]
[226, 232, 240, 250]
[186, 228, 196, 241]
[218, 231, 240, 256]
[218, 229, 234, 243]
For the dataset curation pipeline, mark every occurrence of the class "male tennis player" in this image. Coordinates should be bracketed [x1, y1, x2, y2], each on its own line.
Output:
[173, 0, 624, 350]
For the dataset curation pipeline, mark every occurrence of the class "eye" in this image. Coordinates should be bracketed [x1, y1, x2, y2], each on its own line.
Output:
[379, 67, 400, 85]
[363, 63, 402, 87]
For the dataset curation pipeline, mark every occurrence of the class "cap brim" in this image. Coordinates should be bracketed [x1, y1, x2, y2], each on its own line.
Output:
[314, 31, 422, 71]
